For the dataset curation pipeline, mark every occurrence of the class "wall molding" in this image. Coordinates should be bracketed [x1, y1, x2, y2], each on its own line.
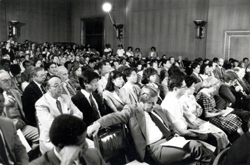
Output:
[224, 31, 250, 59]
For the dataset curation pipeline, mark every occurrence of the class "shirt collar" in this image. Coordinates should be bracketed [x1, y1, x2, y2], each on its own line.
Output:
[81, 89, 91, 98]
[125, 82, 134, 89]
[54, 147, 62, 161]
[33, 80, 42, 87]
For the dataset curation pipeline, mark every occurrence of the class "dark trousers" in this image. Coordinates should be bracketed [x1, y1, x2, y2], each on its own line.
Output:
[147, 138, 215, 165]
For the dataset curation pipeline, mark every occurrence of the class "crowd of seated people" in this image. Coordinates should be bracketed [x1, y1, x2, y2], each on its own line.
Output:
[1, 38, 250, 164]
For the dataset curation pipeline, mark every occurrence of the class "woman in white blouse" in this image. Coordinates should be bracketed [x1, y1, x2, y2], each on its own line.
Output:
[103, 70, 125, 112]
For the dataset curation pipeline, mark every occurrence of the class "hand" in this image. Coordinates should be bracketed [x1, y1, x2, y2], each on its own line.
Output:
[87, 122, 100, 137]
[189, 123, 199, 130]
[60, 145, 81, 165]
[4, 95, 16, 106]
[15, 119, 26, 130]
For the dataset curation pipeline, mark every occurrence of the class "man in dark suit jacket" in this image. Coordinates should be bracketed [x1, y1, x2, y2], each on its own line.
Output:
[88, 86, 215, 164]
[72, 69, 105, 127]
[29, 114, 106, 165]
[22, 67, 47, 126]
[225, 118, 250, 164]
[0, 88, 29, 165]
[213, 58, 226, 81]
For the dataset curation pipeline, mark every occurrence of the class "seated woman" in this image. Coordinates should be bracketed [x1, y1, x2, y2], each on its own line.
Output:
[141, 67, 163, 104]
[180, 76, 229, 152]
[199, 63, 214, 80]
[243, 63, 250, 86]
[103, 70, 125, 112]
[196, 77, 244, 139]
[69, 62, 82, 90]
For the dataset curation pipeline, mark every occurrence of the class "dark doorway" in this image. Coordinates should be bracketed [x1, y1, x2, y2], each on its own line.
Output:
[81, 17, 104, 55]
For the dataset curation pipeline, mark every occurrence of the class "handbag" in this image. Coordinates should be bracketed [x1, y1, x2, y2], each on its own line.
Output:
[93, 124, 127, 163]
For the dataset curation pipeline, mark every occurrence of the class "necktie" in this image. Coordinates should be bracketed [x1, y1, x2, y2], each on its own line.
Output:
[133, 86, 138, 98]
[89, 94, 101, 119]
[0, 133, 9, 165]
[66, 83, 75, 96]
[41, 85, 46, 94]
[148, 111, 172, 139]
[56, 100, 63, 114]
[198, 74, 203, 81]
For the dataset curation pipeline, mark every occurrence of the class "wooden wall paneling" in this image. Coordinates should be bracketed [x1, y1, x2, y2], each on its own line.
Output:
[206, 0, 250, 59]
[0, 0, 7, 41]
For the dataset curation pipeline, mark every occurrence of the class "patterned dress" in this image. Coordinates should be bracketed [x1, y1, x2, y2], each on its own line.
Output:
[196, 92, 242, 134]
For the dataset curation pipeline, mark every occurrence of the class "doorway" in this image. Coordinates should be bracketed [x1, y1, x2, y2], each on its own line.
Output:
[81, 17, 104, 55]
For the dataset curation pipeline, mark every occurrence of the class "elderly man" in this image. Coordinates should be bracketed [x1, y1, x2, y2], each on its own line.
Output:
[22, 67, 47, 126]
[56, 66, 76, 97]
[0, 88, 29, 165]
[35, 76, 83, 154]
[0, 70, 39, 148]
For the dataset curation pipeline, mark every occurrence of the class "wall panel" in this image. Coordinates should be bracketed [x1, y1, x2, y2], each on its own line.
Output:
[206, 0, 250, 59]
[0, 0, 70, 43]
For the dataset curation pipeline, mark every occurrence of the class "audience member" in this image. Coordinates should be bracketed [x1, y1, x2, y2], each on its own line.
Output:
[213, 58, 225, 81]
[88, 85, 215, 164]
[97, 66, 114, 96]
[72, 70, 104, 127]
[0, 70, 39, 147]
[57, 66, 76, 97]
[21, 66, 35, 91]
[196, 77, 244, 138]
[120, 67, 140, 104]
[46, 62, 58, 81]
[0, 88, 29, 165]
[29, 114, 106, 165]
[190, 62, 203, 83]
[35, 76, 83, 154]
[22, 67, 47, 126]
[225, 117, 250, 164]
[103, 70, 125, 112]
[147, 46, 158, 60]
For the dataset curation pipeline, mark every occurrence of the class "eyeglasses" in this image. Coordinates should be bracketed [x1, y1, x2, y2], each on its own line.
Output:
[1, 78, 12, 83]
[50, 83, 63, 88]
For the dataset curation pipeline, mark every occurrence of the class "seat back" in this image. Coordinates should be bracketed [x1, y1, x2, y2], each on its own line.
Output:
[212, 147, 230, 165]
[94, 124, 127, 164]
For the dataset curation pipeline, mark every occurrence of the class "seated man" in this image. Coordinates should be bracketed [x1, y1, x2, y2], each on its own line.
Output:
[22, 67, 47, 126]
[162, 74, 229, 152]
[88, 86, 215, 164]
[119, 67, 141, 105]
[72, 69, 104, 127]
[35, 76, 83, 154]
[29, 114, 106, 165]
[56, 66, 76, 97]
[225, 117, 250, 164]
[0, 88, 29, 165]
[0, 70, 39, 148]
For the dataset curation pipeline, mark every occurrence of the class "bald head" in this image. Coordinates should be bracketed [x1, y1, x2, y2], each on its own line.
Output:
[56, 66, 68, 82]
[47, 76, 63, 99]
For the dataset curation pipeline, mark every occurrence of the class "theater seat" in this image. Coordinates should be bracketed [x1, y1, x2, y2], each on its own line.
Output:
[212, 147, 229, 165]
[93, 124, 128, 164]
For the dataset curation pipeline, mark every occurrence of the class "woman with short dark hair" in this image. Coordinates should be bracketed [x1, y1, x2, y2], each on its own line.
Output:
[103, 70, 125, 112]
